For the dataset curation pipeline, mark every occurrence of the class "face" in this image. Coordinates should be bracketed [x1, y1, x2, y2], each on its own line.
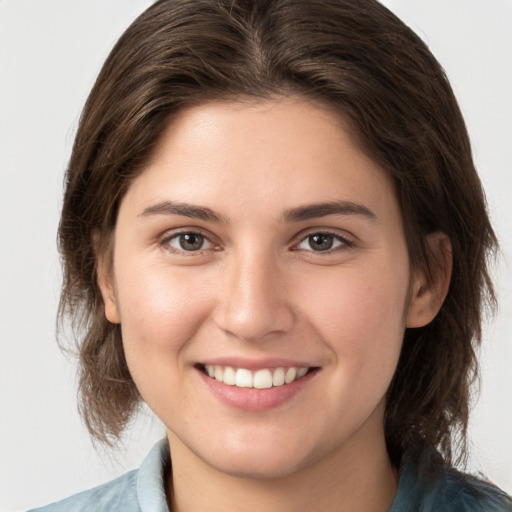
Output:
[100, 97, 432, 479]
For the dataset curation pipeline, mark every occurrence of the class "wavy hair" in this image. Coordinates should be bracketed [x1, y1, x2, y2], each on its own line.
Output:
[58, 0, 497, 465]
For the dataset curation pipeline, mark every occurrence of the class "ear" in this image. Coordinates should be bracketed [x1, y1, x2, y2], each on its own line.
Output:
[406, 232, 452, 328]
[95, 238, 121, 324]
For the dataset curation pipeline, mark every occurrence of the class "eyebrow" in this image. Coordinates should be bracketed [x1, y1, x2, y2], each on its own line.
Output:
[139, 201, 228, 223]
[139, 199, 377, 224]
[283, 201, 378, 223]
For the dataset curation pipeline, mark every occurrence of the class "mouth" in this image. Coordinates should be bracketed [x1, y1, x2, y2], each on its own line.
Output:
[196, 364, 315, 389]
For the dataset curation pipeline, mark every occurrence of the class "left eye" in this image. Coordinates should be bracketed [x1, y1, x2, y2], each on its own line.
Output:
[297, 233, 347, 252]
[166, 232, 214, 252]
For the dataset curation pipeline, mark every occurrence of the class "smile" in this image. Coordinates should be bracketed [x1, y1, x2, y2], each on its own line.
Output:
[202, 365, 310, 389]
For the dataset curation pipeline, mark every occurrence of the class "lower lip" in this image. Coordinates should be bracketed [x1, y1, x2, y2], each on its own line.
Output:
[197, 368, 318, 411]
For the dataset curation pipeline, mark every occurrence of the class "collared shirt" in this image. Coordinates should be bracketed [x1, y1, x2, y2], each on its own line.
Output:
[29, 440, 169, 512]
[29, 439, 511, 511]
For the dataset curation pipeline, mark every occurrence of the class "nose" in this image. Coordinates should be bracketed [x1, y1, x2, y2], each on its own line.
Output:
[213, 250, 295, 342]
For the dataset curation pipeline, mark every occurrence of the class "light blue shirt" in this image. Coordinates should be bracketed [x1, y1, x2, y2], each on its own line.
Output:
[29, 439, 511, 511]
[29, 439, 169, 512]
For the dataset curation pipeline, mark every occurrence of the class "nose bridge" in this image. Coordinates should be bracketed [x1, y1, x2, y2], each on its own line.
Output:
[214, 245, 293, 341]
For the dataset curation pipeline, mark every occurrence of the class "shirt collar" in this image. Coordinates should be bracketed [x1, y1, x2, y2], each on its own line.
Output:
[137, 438, 171, 512]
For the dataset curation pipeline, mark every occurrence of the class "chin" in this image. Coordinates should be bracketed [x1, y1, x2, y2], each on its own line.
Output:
[185, 427, 332, 481]
[201, 449, 313, 480]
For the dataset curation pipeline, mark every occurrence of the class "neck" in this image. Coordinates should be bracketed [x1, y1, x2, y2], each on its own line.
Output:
[166, 405, 398, 512]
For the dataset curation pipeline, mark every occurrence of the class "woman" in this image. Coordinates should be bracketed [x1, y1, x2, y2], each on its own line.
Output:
[30, 0, 511, 510]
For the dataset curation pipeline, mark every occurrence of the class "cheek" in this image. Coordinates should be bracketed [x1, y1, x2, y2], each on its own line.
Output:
[297, 258, 409, 377]
[113, 263, 219, 419]
[114, 262, 213, 373]
[303, 265, 407, 333]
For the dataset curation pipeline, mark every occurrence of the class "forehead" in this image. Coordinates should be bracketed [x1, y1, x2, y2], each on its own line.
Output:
[122, 96, 400, 225]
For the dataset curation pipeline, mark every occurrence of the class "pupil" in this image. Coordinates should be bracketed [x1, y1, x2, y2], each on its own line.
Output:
[180, 233, 203, 251]
[310, 234, 333, 251]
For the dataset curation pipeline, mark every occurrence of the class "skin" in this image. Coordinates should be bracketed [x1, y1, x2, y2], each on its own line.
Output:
[99, 97, 451, 512]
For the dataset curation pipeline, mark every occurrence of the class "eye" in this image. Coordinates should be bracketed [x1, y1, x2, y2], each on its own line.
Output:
[165, 232, 214, 252]
[297, 232, 350, 252]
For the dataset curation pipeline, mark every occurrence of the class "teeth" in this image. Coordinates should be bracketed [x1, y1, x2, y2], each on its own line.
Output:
[297, 367, 308, 378]
[285, 367, 297, 384]
[235, 368, 253, 388]
[253, 369, 273, 389]
[223, 366, 236, 386]
[272, 367, 285, 386]
[203, 365, 310, 388]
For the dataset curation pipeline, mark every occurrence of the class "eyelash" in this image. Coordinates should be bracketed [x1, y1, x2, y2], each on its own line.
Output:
[160, 230, 217, 255]
[159, 229, 355, 256]
[293, 231, 355, 254]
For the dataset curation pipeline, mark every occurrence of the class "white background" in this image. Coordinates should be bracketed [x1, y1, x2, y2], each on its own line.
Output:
[0, 1, 511, 511]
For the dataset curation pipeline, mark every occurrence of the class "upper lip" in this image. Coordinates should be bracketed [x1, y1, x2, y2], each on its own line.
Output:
[198, 357, 316, 371]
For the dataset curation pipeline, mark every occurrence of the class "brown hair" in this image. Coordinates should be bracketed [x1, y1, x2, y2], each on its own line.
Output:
[58, 0, 497, 464]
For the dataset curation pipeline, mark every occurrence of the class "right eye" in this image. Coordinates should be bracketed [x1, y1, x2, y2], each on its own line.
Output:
[164, 232, 214, 252]
[295, 231, 353, 253]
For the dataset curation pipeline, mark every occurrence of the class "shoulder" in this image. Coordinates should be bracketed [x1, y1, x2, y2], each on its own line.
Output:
[390, 448, 512, 512]
[437, 466, 512, 511]
[27, 470, 139, 512]
[28, 439, 170, 512]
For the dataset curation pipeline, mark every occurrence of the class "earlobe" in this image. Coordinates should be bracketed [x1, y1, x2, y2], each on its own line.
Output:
[102, 287, 121, 324]
[96, 243, 121, 325]
[406, 232, 452, 328]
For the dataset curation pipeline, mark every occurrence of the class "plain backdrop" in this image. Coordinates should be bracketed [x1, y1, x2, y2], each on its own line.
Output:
[0, 1, 511, 511]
